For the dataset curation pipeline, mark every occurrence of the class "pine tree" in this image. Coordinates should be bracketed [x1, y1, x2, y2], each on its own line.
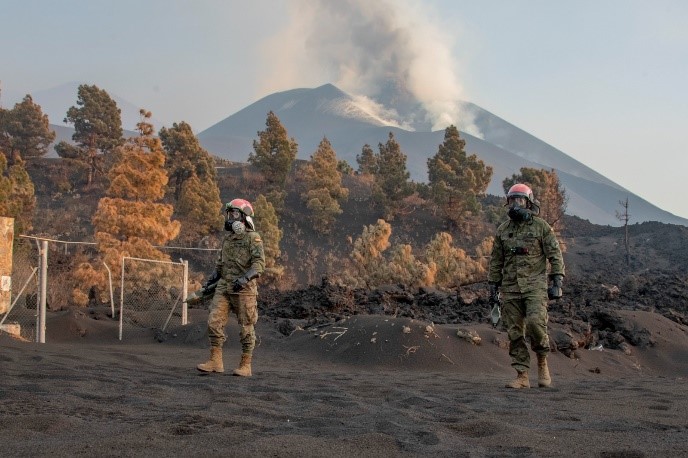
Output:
[0, 95, 56, 163]
[253, 194, 284, 284]
[427, 125, 493, 233]
[300, 137, 349, 233]
[337, 160, 354, 176]
[159, 121, 222, 242]
[372, 133, 414, 220]
[356, 143, 377, 175]
[248, 111, 298, 198]
[55, 84, 124, 188]
[424, 232, 485, 288]
[72, 110, 180, 306]
[0, 154, 36, 234]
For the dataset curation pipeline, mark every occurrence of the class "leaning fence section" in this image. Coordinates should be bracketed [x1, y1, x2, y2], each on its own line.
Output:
[0, 239, 39, 341]
[119, 257, 188, 341]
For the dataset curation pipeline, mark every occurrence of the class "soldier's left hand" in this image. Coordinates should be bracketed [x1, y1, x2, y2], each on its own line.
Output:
[547, 274, 563, 299]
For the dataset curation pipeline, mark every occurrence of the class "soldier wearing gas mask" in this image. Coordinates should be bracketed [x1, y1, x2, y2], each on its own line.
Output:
[196, 198, 265, 377]
[488, 184, 565, 389]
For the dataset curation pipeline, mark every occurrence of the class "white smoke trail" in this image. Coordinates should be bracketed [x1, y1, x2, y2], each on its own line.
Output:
[259, 0, 481, 136]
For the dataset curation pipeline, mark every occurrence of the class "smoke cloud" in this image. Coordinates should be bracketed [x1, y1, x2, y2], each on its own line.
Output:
[260, 0, 481, 136]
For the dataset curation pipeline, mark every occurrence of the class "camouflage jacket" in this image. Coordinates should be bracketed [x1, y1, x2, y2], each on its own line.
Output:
[488, 216, 564, 295]
[216, 230, 265, 295]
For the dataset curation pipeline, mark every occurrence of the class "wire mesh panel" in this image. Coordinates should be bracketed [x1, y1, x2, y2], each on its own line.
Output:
[119, 257, 186, 340]
[1, 239, 39, 341]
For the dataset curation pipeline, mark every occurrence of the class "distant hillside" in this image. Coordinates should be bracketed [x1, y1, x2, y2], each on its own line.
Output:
[8, 81, 166, 131]
[196, 84, 688, 227]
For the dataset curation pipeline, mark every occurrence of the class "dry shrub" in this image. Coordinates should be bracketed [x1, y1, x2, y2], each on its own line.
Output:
[425, 232, 486, 288]
[340, 219, 392, 288]
[386, 244, 436, 288]
[475, 236, 494, 272]
[71, 261, 107, 307]
[338, 221, 488, 291]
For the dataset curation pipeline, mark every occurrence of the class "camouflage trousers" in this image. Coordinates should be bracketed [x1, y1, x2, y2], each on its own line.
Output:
[501, 292, 550, 373]
[207, 280, 258, 355]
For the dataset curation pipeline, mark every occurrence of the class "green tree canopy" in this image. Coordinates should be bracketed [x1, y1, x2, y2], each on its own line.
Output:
[159, 121, 216, 201]
[300, 137, 349, 233]
[248, 111, 298, 195]
[253, 194, 284, 284]
[0, 154, 36, 234]
[0, 95, 55, 163]
[55, 84, 124, 188]
[356, 143, 377, 175]
[159, 121, 222, 242]
[427, 125, 493, 233]
[372, 132, 414, 220]
[175, 174, 223, 243]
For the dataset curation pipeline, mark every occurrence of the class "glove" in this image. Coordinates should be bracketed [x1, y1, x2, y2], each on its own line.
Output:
[232, 267, 260, 292]
[203, 271, 221, 289]
[547, 274, 564, 300]
[232, 275, 249, 292]
[488, 283, 500, 304]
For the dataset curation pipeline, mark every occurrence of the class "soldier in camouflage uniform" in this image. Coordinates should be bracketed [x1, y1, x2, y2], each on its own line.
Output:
[196, 198, 265, 377]
[488, 184, 565, 389]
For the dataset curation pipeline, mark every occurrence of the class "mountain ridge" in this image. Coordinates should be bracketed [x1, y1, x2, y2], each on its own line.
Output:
[30, 82, 686, 226]
[196, 84, 687, 227]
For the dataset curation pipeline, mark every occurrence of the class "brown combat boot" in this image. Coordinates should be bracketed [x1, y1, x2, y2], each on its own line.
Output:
[232, 353, 252, 377]
[197, 347, 224, 373]
[505, 370, 530, 389]
[537, 354, 552, 388]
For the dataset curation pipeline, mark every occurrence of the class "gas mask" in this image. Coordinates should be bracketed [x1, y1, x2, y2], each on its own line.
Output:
[507, 197, 532, 222]
[224, 209, 246, 234]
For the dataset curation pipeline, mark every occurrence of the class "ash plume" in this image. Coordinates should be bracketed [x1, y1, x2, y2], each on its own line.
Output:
[260, 0, 481, 136]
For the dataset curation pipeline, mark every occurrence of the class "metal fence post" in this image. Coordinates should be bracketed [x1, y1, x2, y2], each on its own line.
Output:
[182, 259, 188, 325]
[103, 261, 115, 318]
[38, 240, 47, 343]
[119, 257, 125, 341]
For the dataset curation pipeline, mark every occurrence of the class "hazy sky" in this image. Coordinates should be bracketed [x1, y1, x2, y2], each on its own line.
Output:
[1, 0, 686, 219]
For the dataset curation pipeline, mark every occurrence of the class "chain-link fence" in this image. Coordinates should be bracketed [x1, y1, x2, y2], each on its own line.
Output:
[1, 235, 220, 343]
[0, 239, 39, 341]
[118, 257, 188, 340]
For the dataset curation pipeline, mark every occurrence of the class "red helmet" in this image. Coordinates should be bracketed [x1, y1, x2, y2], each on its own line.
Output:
[225, 198, 254, 217]
[507, 183, 535, 204]
[506, 183, 540, 214]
